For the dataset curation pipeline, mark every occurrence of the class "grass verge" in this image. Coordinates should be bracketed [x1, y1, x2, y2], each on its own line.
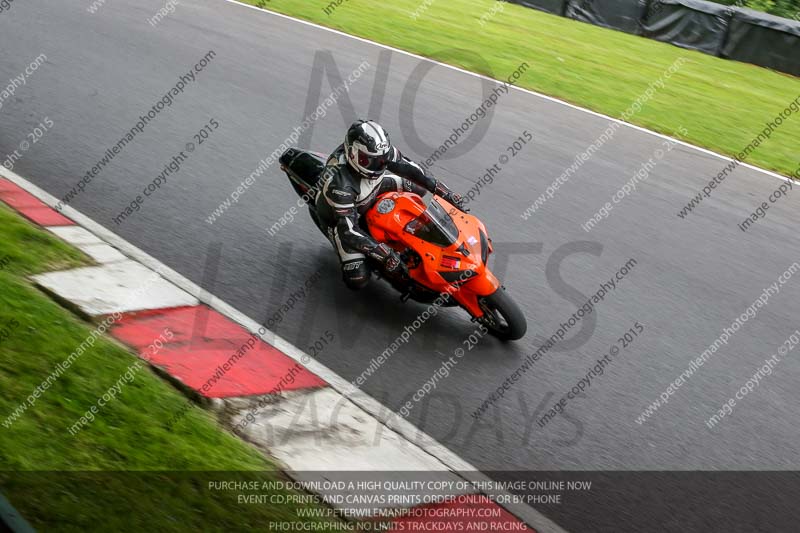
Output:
[0, 204, 345, 532]
[244, 0, 800, 178]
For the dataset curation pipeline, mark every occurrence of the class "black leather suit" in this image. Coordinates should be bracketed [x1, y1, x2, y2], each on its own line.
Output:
[314, 144, 438, 289]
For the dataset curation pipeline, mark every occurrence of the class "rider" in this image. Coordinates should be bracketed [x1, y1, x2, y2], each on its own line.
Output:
[315, 120, 465, 290]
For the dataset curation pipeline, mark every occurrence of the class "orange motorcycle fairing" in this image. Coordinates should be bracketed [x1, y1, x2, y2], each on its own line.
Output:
[365, 192, 500, 319]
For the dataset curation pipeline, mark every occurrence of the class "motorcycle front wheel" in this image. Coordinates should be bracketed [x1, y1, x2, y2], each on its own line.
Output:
[477, 288, 527, 341]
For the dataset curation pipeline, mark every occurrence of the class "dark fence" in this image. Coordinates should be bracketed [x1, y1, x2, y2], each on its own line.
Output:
[507, 0, 800, 76]
[510, 0, 567, 15]
[568, 0, 649, 34]
[642, 0, 732, 55]
[722, 8, 800, 76]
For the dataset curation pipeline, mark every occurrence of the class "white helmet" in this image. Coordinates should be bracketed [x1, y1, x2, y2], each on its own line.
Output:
[345, 120, 392, 180]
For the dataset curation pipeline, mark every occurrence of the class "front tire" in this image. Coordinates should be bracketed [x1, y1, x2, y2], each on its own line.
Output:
[478, 288, 527, 341]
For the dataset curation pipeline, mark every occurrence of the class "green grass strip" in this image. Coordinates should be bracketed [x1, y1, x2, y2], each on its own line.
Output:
[0, 204, 345, 532]
[245, 0, 800, 178]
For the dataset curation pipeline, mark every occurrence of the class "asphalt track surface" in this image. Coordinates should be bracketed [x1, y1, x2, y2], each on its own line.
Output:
[2, 1, 800, 531]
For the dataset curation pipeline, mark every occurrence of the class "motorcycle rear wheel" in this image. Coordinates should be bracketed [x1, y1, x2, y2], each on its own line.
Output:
[478, 288, 527, 341]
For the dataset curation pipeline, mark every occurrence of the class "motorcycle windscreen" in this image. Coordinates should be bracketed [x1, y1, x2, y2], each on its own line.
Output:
[403, 199, 459, 247]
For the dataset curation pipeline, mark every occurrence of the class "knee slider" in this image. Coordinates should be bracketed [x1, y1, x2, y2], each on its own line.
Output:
[343, 260, 370, 290]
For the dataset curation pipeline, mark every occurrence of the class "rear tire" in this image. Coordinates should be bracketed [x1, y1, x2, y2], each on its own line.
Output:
[478, 288, 527, 341]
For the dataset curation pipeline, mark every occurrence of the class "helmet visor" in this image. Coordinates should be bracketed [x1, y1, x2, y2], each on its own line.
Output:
[357, 150, 389, 173]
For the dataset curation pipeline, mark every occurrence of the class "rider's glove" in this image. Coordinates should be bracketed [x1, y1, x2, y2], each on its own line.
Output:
[369, 243, 405, 274]
[434, 180, 467, 212]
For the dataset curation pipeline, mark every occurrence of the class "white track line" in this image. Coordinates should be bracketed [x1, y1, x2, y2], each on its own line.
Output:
[220, 0, 795, 185]
[8, 5, 787, 530]
[0, 166, 567, 532]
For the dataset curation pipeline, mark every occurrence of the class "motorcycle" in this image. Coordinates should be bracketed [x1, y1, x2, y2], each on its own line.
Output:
[279, 148, 527, 341]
